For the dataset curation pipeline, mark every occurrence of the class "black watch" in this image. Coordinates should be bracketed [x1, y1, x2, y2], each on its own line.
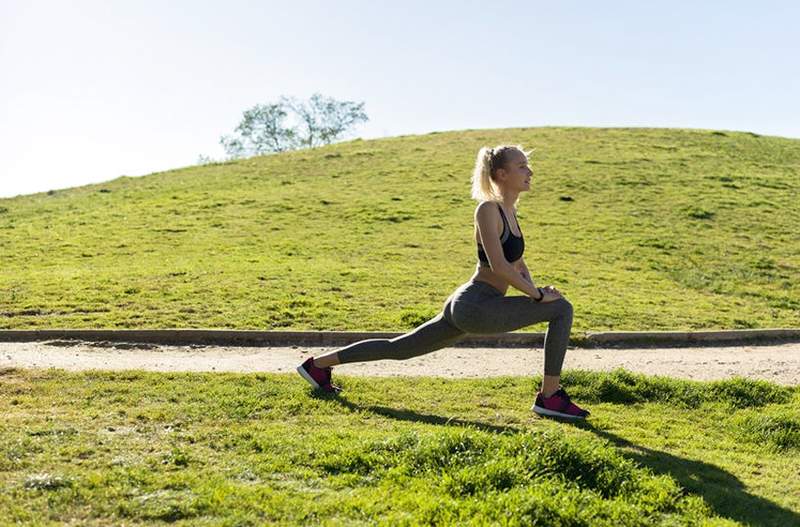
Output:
[533, 287, 543, 302]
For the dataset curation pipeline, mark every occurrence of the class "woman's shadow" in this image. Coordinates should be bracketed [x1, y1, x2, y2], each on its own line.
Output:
[571, 420, 799, 527]
[322, 393, 799, 527]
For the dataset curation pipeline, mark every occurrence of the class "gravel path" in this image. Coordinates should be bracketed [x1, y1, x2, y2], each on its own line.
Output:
[1, 340, 799, 385]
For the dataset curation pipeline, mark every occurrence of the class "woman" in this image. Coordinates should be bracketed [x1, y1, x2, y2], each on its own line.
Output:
[297, 144, 589, 419]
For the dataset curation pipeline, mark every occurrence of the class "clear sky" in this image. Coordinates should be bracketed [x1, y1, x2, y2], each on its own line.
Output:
[1, 0, 798, 199]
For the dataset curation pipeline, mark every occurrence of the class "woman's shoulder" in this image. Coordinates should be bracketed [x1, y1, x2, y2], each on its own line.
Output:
[475, 199, 500, 210]
[474, 201, 503, 225]
[476, 200, 514, 216]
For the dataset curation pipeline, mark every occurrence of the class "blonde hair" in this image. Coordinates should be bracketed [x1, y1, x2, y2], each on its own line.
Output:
[470, 144, 532, 209]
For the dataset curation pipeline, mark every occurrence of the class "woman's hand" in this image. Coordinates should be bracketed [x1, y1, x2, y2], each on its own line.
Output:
[536, 285, 564, 303]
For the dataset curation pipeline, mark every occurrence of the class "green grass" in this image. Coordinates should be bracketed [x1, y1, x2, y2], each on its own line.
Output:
[1, 126, 798, 332]
[1, 367, 798, 525]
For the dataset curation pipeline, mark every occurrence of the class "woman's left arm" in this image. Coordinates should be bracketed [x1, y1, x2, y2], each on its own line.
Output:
[515, 258, 536, 286]
[517, 258, 565, 298]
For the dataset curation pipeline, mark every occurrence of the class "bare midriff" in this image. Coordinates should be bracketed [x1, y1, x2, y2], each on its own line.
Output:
[470, 263, 513, 296]
[469, 215, 522, 297]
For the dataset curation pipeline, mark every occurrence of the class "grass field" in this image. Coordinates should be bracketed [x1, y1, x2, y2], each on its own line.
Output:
[2, 126, 798, 522]
[1, 367, 798, 525]
[1, 127, 798, 333]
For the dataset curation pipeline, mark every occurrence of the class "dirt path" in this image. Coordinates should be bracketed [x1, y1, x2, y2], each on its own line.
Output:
[1, 340, 799, 385]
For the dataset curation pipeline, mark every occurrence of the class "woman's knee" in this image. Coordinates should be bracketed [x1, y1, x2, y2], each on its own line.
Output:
[384, 340, 413, 360]
[442, 298, 458, 328]
[556, 298, 573, 319]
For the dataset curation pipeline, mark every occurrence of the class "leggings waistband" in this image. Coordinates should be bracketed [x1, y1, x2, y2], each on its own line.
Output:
[464, 279, 505, 296]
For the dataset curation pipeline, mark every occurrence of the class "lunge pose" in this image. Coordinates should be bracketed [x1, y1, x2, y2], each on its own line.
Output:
[297, 144, 589, 419]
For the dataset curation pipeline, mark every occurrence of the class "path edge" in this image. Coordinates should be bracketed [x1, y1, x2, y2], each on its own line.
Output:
[1, 329, 799, 348]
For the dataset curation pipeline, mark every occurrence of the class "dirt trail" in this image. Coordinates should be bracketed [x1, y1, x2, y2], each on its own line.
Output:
[1, 340, 799, 385]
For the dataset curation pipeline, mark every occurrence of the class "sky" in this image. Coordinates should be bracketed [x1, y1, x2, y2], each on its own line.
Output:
[1, 0, 798, 199]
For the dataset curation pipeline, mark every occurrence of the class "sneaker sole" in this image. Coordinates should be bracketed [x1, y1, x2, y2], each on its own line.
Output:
[296, 365, 321, 389]
[531, 404, 587, 419]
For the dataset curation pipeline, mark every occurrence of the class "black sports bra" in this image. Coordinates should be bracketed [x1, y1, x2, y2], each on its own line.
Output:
[477, 203, 525, 267]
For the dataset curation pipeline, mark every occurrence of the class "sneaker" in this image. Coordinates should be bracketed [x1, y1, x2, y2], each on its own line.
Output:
[532, 387, 590, 419]
[297, 357, 343, 393]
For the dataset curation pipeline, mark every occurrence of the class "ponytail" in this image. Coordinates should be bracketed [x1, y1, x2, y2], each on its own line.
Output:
[470, 146, 503, 203]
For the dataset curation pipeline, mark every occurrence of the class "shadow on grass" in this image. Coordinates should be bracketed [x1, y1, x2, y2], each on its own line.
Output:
[322, 392, 799, 527]
[322, 393, 522, 435]
[569, 420, 798, 527]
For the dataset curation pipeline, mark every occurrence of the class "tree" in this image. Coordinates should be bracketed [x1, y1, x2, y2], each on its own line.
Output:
[280, 93, 368, 149]
[219, 93, 368, 159]
[219, 103, 297, 158]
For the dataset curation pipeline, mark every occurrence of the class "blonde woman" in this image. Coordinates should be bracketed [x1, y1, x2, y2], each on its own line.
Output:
[298, 145, 589, 419]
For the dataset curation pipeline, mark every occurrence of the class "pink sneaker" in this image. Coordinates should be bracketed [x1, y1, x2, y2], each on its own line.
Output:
[296, 357, 342, 393]
[532, 387, 590, 419]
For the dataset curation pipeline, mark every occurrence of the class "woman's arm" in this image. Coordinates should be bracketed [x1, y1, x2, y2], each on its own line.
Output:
[475, 203, 541, 298]
[515, 258, 536, 287]
[516, 257, 564, 301]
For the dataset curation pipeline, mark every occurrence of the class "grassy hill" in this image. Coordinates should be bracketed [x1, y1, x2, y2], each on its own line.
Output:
[1, 127, 798, 332]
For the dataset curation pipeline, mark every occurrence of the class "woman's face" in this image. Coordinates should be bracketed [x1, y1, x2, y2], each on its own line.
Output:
[500, 150, 532, 191]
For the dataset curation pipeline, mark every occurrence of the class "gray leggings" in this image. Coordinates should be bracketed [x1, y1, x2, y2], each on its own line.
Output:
[335, 279, 574, 376]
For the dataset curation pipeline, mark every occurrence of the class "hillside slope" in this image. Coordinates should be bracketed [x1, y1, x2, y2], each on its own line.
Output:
[1, 127, 798, 332]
